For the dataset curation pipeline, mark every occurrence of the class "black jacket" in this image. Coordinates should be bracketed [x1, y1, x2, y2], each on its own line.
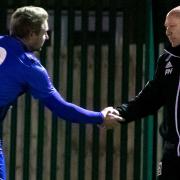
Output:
[117, 45, 180, 156]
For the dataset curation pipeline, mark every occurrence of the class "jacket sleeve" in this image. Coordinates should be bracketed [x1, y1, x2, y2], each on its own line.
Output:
[40, 90, 103, 124]
[117, 56, 166, 122]
[23, 62, 103, 124]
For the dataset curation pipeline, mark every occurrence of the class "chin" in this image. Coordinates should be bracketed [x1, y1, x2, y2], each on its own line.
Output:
[34, 47, 42, 51]
[172, 44, 179, 47]
[170, 42, 176, 47]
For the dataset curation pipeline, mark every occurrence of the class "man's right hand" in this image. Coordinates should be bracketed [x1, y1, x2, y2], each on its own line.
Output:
[100, 107, 125, 129]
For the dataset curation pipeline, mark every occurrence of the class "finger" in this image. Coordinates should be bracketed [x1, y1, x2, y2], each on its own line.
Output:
[105, 108, 119, 115]
[110, 109, 119, 115]
[97, 124, 106, 129]
[108, 113, 125, 122]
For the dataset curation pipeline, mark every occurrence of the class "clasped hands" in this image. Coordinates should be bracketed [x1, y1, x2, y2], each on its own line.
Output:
[100, 107, 125, 129]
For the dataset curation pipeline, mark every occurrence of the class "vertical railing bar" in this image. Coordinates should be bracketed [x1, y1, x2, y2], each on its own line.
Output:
[133, 2, 144, 179]
[78, 5, 88, 180]
[50, 6, 61, 180]
[92, 4, 102, 180]
[105, 3, 116, 180]
[151, 1, 160, 179]
[120, 8, 130, 180]
[36, 46, 47, 180]
[0, 5, 7, 35]
[23, 94, 31, 180]
[143, 0, 155, 179]
[36, 103, 45, 180]
[133, 45, 143, 179]
[64, 6, 74, 180]
[9, 101, 18, 180]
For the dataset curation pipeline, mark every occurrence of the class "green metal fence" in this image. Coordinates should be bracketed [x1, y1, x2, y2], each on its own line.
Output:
[0, 0, 179, 180]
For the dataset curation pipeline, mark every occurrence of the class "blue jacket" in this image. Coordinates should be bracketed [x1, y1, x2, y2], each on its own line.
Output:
[0, 35, 103, 124]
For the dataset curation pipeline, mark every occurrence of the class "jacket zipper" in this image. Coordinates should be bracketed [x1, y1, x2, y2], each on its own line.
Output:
[175, 76, 180, 156]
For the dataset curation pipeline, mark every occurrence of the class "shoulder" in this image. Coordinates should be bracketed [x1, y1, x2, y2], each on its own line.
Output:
[20, 53, 49, 81]
[0, 35, 40, 67]
[159, 50, 170, 61]
[157, 50, 171, 67]
[19, 52, 41, 67]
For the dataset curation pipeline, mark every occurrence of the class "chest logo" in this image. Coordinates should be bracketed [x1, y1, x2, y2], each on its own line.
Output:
[165, 61, 173, 75]
[0, 47, 7, 65]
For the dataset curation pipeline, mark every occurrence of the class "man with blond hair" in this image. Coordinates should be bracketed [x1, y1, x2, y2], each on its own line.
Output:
[0, 6, 121, 179]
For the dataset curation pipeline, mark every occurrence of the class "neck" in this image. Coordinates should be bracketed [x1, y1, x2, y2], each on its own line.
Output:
[19, 37, 32, 51]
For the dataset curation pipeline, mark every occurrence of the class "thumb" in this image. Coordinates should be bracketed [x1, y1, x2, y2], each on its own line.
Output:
[108, 113, 125, 122]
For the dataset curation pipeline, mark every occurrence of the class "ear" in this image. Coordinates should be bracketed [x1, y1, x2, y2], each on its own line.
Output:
[25, 31, 35, 44]
[29, 31, 35, 38]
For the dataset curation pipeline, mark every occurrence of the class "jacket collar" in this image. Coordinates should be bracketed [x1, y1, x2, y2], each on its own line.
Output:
[164, 44, 180, 58]
[10, 35, 30, 52]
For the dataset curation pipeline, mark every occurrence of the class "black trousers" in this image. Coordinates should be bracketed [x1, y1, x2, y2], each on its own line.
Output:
[157, 142, 180, 180]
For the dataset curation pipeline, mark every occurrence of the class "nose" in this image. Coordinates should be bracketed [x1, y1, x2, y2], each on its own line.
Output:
[166, 27, 172, 36]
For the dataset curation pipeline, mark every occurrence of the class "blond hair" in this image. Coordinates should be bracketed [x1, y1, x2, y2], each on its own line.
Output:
[10, 6, 48, 38]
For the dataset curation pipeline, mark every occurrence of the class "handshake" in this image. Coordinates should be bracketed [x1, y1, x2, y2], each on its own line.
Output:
[100, 107, 125, 129]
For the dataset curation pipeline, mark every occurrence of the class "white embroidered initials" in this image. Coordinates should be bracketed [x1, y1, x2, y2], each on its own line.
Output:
[165, 61, 173, 68]
[165, 68, 173, 75]
[165, 61, 173, 75]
